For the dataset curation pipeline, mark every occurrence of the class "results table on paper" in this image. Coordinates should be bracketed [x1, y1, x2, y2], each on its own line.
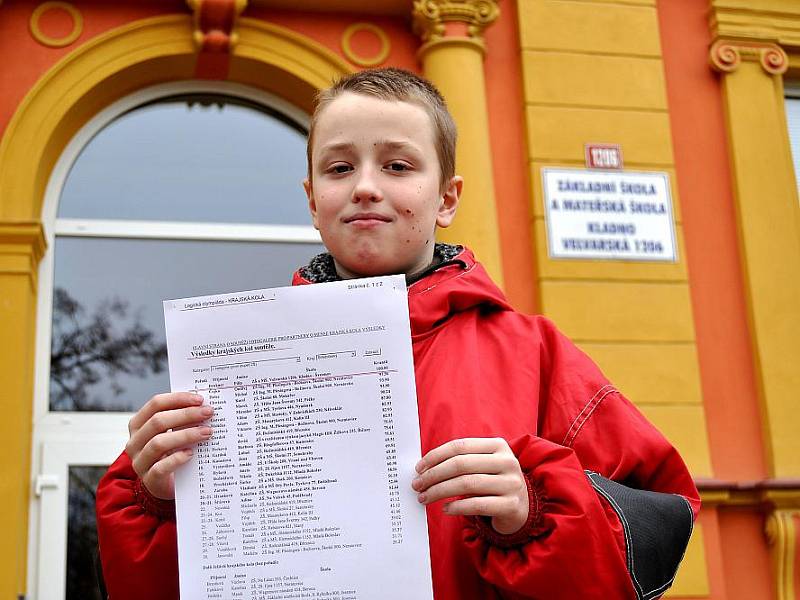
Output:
[164, 276, 432, 600]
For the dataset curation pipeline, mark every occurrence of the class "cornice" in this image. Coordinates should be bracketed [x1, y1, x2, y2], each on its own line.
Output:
[249, 0, 407, 15]
[696, 478, 800, 508]
[0, 222, 47, 289]
[709, 1, 800, 50]
[0, 222, 47, 262]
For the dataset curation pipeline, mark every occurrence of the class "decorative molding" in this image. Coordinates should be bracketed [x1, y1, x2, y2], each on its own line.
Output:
[29, 2, 82, 48]
[341, 23, 390, 67]
[765, 510, 799, 600]
[710, 39, 788, 75]
[0, 222, 47, 263]
[0, 221, 47, 290]
[411, 0, 499, 45]
[187, 0, 247, 52]
[696, 478, 800, 507]
[710, 1, 800, 50]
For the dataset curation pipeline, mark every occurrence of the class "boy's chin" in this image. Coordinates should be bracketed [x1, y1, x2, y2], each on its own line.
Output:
[335, 260, 402, 279]
[330, 242, 435, 279]
[333, 255, 415, 279]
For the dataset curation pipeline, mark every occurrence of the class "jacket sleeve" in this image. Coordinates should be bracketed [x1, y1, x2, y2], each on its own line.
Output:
[95, 451, 180, 600]
[461, 318, 699, 600]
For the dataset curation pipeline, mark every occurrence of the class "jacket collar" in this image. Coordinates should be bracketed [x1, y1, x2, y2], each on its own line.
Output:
[292, 243, 466, 286]
[291, 245, 512, 337]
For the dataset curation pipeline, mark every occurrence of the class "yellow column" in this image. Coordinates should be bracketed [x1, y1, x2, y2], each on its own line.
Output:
[765, 503, 800, 600]
[412, 0, 504, 286]
[710, 40, 800, 478]
[0, 221, 46, 598]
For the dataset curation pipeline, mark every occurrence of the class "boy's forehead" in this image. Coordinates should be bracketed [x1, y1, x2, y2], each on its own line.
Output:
[313, 93, 435, 146]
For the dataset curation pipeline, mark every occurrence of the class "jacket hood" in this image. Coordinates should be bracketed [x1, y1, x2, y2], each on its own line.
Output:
[405, 247, 513, 336]
[291, 246, 513, 337]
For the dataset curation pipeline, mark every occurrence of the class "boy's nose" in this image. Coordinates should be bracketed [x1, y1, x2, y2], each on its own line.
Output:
[352, 169, 383, 203]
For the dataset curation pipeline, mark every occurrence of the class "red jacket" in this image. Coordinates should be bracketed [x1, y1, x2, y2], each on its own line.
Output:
[97, 246, 699, 600]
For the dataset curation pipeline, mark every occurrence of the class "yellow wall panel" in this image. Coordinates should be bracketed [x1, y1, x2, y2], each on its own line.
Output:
[638, 404, 712, 476]
[522, 51, 668, 110]
[531, 218, 688, 282]
[0, 273, 37, 597]
[518, 0, 661, 57]
[525, 105, 674, 166]
[665, 524, 710, 597]
[578, 342, 703, 406]
[540, 280, 696, 342]
[528, 163, 684, 222]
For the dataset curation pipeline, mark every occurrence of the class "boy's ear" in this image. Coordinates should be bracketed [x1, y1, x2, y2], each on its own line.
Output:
[436, 175, 462, 229]
[303, 178, 320, 230]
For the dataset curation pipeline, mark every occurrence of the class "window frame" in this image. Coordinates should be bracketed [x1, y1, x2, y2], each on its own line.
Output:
[783, 82, 800, 197]
[27, 80, 320, 599]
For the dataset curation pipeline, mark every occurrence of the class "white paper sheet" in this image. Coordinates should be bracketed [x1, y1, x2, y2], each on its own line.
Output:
[164, 276, 433, 600]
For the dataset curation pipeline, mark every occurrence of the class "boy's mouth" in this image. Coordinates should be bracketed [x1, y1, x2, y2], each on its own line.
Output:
[343, 212, 393, 225]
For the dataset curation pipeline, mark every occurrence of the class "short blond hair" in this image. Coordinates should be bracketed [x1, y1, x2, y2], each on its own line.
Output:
[306, 68, 457, 192]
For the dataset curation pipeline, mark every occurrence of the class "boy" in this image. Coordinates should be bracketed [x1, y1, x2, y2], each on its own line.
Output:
[97, 68, 699, 600]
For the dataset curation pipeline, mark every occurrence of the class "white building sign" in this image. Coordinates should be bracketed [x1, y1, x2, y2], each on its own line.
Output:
[542, 168, 677, 262]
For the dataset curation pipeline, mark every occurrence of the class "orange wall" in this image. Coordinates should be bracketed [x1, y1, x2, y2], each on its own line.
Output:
[0, 1, 182, 135]
[698, 508, 730, 599]
[717, 508, 776, 600]
[795, 513, 800, 593]
[252, 8, 420, 73]
[657, 0, 766, 481]
[484, 0, 536, 314]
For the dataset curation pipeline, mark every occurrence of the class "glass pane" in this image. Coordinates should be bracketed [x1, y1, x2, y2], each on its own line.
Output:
[50, 237, 325, 412]
[786, 97, 800, 198]
[58, 94, 312, 225]
[66, 465, 107, 600]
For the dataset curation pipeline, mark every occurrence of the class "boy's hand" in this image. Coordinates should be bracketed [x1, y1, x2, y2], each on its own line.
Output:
[125, 392, 213, 500]
[411, 438, 529, 535]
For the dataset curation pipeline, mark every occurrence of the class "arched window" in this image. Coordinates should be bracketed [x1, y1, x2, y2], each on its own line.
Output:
[30, 82, 324, 599]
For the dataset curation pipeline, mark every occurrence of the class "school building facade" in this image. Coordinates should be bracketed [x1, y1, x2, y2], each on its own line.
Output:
[0, 0, 798, 598]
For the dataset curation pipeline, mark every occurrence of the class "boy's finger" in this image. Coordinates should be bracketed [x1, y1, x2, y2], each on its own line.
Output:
[417, 473, 510, 505]
[142, 449, 195, 500]
[126, 404, 213, 457]
[441, 495, 515, 519]
[411, 454, 504, 492]
[128, 392, 203, 434]
[132, 426, 212, 478]
[416, 438, 505, 473]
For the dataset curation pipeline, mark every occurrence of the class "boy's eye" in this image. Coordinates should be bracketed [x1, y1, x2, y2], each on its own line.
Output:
[329, 164, 352, 174]
[387, 162, 409, 172]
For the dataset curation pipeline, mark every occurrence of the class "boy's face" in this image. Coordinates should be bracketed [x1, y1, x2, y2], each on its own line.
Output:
[304, 92, 461, 279]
